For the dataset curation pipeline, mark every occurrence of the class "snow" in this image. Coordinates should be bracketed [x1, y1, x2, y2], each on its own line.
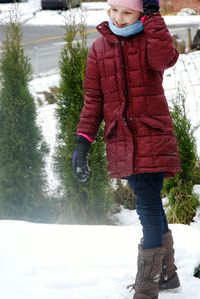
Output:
[0, 214, 200, 299]
[0, 1, 110, 26]
[0, 1, 200, 27]
[163, 50, 200, 155]
[0, 2, 200, 299]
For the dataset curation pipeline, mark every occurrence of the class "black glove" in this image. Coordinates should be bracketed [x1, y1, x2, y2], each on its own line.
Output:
[143, 0, 159, 15]
[72, 135, 91, 183]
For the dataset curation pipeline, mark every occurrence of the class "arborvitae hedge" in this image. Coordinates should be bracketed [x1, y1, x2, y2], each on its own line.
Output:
[55, 12, 112, 224]
[0, 14, 48, 220]
[164, 88, 200, 224]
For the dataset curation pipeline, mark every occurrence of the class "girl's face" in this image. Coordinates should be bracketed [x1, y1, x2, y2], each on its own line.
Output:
[109, 5, 141, 27]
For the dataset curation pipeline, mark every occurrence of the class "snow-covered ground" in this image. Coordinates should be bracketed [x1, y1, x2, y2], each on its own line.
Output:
[163, 50, 200, 154]
[0, 210, 200, 299]
[0, 3, 200, 299]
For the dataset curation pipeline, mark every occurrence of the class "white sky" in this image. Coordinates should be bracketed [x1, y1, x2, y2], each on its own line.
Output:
[0, 3, 200, 299]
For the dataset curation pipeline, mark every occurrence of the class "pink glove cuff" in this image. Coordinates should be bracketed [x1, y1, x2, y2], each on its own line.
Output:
[78, 133, 94, 143]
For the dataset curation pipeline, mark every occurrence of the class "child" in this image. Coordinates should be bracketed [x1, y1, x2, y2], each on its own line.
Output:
[72, 0, 181, 298]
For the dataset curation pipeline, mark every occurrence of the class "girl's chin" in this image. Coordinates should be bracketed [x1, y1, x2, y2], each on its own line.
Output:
[114, 24, 127, 28]
[113, 21, 137, 28]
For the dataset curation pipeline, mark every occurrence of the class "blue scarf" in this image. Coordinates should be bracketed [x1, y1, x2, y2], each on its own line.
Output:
[108, 18, 144, 37]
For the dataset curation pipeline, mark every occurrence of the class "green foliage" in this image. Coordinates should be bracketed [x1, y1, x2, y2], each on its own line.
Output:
[0, 11, 48, 220]
[191, 160, 200, 185]
[166, 181, 199, 224]
[55, 12, 112, 224]
[194, 263, 200, 279]
[164, 86, 200, 224]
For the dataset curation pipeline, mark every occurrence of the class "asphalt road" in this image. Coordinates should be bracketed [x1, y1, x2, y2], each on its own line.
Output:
[0, 23, 198, 75]
[0, 24, 99, 75]
[0, 24, 65, 46]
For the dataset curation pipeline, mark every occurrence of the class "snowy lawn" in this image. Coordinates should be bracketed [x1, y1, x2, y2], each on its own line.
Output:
[0, 213, 200, 299]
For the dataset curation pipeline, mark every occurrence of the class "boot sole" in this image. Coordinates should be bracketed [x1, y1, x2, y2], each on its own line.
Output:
[127, 285, 181, 293]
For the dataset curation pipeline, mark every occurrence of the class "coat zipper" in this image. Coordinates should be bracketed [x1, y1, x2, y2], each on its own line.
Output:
[119, 40, 128, 115]
[120, 40, 138, 173]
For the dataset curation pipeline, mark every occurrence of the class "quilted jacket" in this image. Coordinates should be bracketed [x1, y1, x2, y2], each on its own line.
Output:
[77, 15, 181, 178]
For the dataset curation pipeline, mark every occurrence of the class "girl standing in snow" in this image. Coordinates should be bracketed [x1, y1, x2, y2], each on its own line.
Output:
[72, 0, 181, 298]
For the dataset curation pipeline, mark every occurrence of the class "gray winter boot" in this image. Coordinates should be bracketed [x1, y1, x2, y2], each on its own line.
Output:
[159, 230, 180, 292]
[133, 244, 165, 299]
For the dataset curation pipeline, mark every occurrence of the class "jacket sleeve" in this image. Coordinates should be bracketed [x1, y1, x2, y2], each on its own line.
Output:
[76, 43, 103, 140]
[144, 14, 179, 71]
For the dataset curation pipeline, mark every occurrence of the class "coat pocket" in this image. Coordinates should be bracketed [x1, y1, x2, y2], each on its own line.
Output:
[139, 114, 169, 132]
[104, 119, 118, 140]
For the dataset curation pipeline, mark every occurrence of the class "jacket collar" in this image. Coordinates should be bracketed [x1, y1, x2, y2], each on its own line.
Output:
[96, 21, 119, 44]
[96, 21, 143, 44]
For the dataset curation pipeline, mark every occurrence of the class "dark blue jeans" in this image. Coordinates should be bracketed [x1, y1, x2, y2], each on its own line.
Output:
[127, 172, 169, 249]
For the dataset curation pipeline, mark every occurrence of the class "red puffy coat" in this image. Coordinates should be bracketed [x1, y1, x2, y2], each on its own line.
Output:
[77, 15, 181, 178]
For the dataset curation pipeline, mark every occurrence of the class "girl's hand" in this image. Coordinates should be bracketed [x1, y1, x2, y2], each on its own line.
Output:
[72, 136, 91, 183]
[143, 0, 160, 15]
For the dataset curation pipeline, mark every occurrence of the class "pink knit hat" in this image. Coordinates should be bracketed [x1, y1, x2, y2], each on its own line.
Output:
[107, 0, 143, 12]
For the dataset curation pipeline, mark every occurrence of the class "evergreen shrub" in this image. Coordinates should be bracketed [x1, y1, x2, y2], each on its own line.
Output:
[55, 12, 112, 224]
[0, 9, 48, 220]
[164, 86, 200, 224]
